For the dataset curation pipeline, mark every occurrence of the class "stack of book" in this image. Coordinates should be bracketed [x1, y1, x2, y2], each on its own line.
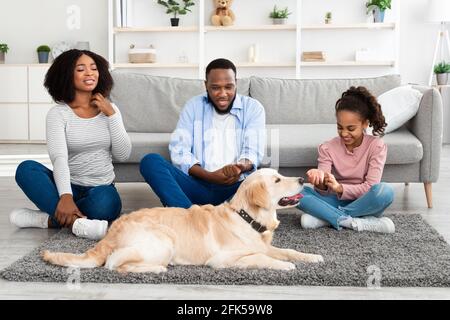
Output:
[302, 51, 326, 62]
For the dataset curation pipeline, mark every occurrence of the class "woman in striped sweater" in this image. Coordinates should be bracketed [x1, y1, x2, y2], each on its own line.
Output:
[10, 49, 131, 240]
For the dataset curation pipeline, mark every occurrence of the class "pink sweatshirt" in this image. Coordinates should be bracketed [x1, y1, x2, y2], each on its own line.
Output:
[316, 134, 387, 200]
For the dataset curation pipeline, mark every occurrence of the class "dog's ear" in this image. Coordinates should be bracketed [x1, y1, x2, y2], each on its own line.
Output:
[246, 181, 270, 209]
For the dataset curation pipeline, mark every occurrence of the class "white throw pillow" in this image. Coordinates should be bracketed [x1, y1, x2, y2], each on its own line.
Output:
[375, 85, 423, 134]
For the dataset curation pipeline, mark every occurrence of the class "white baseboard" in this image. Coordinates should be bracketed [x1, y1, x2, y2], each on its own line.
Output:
[0, 154, 52, 177]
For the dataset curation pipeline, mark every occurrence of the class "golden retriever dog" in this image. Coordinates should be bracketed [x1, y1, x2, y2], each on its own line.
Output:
[42, 168, 324, 273]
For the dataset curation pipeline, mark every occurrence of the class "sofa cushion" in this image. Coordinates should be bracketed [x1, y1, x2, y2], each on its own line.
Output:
[382, 126, 423, 164]
[263, 124, 423, 167]
[125, 132, 171, 163]
[123, 125, 423, 167]
[110, 71, 250, 133]
[249, 75, 401, 125]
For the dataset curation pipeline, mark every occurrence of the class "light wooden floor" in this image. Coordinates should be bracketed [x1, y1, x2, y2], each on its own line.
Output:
[1, 145, 450, 299]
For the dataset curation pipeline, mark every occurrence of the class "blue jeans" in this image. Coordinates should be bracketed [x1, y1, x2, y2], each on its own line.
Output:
[15, 160, 122, 227]
[297, 183, 394, 230]
[140, 153, 242, 208]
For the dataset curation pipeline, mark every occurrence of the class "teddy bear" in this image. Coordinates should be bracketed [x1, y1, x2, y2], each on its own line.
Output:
[211, 0, 235, 27]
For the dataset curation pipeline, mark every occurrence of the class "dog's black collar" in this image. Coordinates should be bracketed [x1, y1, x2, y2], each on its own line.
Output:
[236, 209, 267, 233]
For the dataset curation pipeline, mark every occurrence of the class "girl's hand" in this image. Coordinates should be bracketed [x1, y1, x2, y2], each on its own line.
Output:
[306, 169, 325, 186]
[324, 173, 343, 195]
[90, 93, 115, 117]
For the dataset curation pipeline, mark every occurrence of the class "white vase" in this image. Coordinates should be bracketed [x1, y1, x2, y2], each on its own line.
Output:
[273, 18, 287, 25]
[248, 44, 259, 63]
[436, 73, 448, 85]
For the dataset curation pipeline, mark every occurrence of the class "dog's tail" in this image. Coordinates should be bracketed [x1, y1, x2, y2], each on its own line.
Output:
[41, 237, 114, 268]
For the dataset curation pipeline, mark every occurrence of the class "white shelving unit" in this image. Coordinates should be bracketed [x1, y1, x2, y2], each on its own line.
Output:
[205, 24, 297, 32]
[113, 63, 199, 68]
[107, 0, 400, 79]
[236, 62, 296, 68]
[302, 22, 396, 30]
[301, 61, 395, 67]
[114, 26, 199, 33]
[0, 64, 53, 142]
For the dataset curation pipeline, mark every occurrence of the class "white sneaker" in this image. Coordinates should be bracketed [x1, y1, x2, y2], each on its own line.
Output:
[301, 214, 330, 229]
[351, 216, 395, 234]
[9, 208, 49, 229]
[72, 218, 108, 240]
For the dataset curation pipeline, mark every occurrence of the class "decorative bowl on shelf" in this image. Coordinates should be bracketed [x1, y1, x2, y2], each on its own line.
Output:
[51, 41, 73, 59]
[128, 45, 156, 63]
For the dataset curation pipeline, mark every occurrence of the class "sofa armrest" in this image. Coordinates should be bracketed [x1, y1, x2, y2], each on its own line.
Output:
[407, 86, 443, 182]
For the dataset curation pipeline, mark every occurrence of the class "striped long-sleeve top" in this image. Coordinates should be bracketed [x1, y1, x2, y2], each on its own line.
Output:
[46, 103, 131, 196]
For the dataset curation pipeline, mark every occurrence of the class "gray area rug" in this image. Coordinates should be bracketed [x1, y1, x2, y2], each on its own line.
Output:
[2, 213, 450, 287]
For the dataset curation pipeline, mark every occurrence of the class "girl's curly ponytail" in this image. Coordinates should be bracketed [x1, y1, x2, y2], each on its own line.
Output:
[335, 86, 387, 136]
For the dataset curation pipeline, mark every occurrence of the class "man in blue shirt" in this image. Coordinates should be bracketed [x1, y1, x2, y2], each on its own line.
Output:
[140, 58, 266, 208]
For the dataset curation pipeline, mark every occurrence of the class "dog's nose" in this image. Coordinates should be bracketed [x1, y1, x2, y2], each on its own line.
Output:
[298, 177, 305, 184]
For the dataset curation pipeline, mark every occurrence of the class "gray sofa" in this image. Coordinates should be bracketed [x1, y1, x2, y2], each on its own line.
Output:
[110, 72, 443, 208]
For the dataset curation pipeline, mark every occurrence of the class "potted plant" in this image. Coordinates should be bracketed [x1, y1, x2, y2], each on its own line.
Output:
[269, 5, 292, 25]
[325, 12, 332, 24]
[156, 0, 195, 27]
[366, 0, 391, 23]
[0, 43, 9, 64]
[37, 45, 51, 63]
[434, 61, 450, 85]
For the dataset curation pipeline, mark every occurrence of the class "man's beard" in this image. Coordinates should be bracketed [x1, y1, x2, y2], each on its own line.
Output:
[207, 93, 236, 114]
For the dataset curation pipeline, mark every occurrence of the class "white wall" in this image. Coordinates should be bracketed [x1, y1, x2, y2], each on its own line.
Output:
[399, 0, 441, 85]
[0, 0, 448, 85]
[0, 0, 108, 64]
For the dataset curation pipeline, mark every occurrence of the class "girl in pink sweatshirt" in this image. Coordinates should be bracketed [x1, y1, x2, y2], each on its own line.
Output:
[297, 86, 395, 233]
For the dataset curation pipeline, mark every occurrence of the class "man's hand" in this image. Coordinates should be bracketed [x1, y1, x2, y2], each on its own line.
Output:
[221, 160, 254, 183]
[236, 159, 254, 173]
[55, 194, 86, 228]
[189, 160, 254, 185]
[90, 93, 115, 117]
[222, 164, 242, 177]
[324, 172, 343, 195]
[208, 165, 241, 185]
[189, 164, 238, 185]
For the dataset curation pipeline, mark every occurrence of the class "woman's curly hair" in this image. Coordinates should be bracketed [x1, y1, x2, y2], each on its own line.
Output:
[44, 49, 113, 104]
[335, 86, 387, 136]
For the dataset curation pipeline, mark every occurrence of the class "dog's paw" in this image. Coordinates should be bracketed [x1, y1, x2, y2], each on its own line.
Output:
[104, 259, 115, 271]
[136, 265, 167, 274]
[289, 250, 323, 263]
[41, 250, 51, 261]
[306, 254, 324, 263]
[277, 261, 296, 271]
[117, 264, 168, 274]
